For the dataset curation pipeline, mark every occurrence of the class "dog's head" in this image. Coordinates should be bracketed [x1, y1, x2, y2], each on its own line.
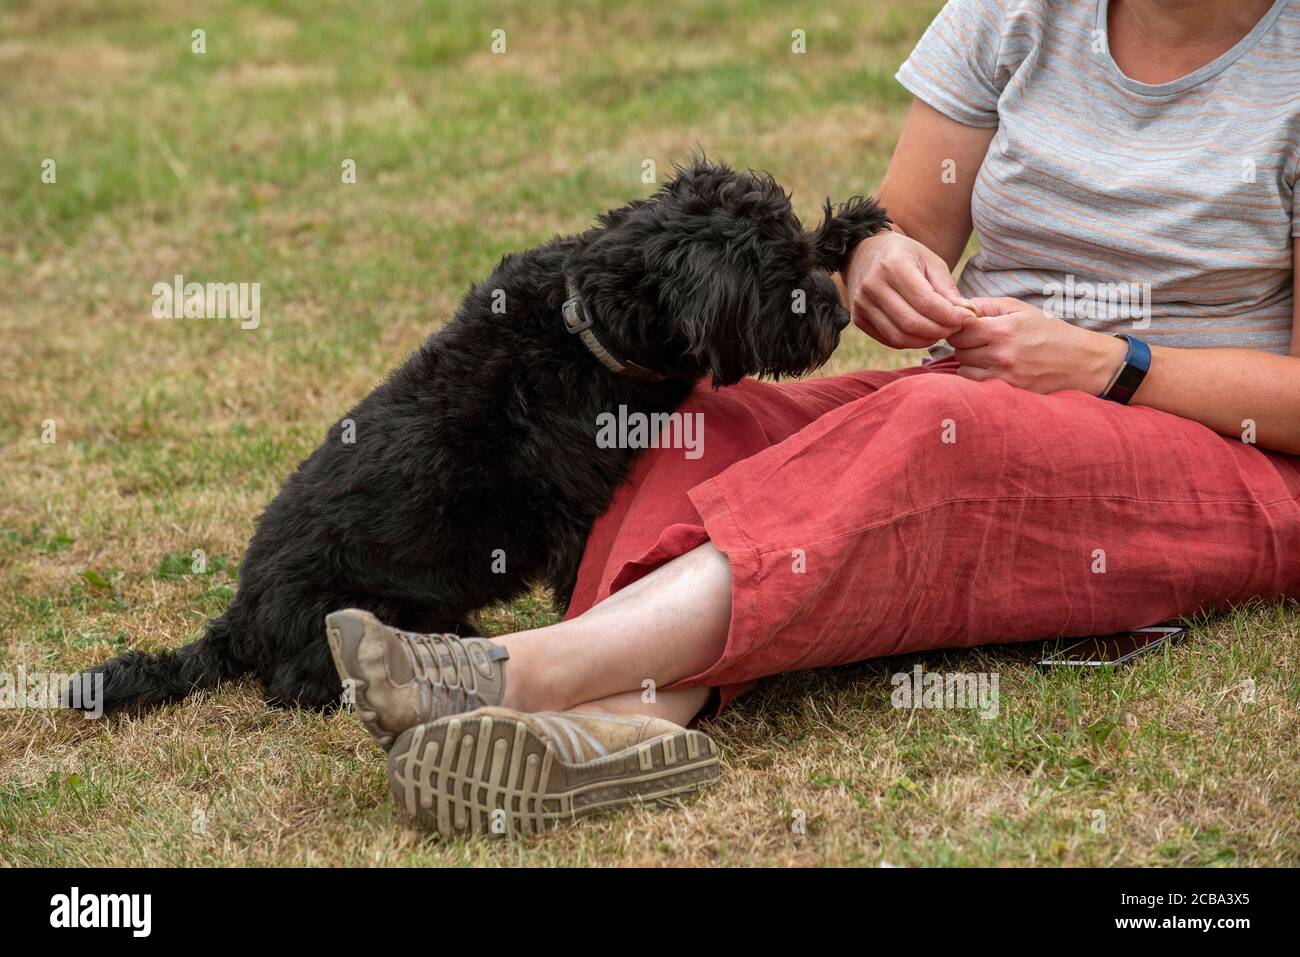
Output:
[566, 158, 889, 386]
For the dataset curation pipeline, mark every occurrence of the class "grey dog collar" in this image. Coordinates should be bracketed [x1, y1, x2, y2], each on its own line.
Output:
[562, 277, 666, 382]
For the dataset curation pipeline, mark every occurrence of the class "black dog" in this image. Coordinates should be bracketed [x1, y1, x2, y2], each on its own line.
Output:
[74, 159, 889, 714]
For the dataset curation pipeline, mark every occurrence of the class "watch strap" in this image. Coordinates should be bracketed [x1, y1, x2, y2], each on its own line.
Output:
[1100, 334, 1151, 405]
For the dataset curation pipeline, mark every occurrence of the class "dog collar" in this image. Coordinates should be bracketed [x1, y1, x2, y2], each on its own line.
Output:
[562, 277, 666, 382]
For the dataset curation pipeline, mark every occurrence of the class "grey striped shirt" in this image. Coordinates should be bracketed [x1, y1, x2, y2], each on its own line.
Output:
[897, 0, 1299, 352]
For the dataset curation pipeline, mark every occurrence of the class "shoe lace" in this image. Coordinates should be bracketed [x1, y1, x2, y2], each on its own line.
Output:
[406, 631, 480, 720]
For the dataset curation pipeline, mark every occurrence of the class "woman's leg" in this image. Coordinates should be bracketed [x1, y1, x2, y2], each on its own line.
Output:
[562, 365, 932, 713]
[566, 687, 713, 726]
[523, 370, 1300, 713]
[497, 541, 732, 716]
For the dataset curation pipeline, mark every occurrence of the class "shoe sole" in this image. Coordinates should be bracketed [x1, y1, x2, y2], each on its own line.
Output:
[388, 713, 721, 836]
[325, 609, 396, 747]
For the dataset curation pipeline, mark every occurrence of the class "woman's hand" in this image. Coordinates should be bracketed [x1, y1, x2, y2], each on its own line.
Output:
[844, 230, 973, 350]
[950, 296, 1128, 394]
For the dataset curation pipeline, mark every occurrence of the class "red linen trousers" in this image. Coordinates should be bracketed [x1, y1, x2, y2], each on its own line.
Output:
[566, 360, 1300, 712]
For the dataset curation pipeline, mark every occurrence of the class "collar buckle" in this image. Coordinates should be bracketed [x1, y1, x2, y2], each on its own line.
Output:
[562, 276, 667, 383]
[562, 294, 593, 334]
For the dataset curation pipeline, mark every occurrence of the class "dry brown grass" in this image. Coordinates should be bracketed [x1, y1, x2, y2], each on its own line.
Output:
[2, 0, 1297, 867]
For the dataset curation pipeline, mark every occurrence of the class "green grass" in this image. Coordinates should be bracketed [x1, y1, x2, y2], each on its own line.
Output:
[2, 0, 1298, 866]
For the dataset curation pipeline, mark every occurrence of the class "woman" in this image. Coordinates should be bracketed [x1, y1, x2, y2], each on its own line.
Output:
[330, 0, 1300, 835]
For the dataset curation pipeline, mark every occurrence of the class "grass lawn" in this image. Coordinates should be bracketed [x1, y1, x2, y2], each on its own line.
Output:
[2, 0, 1297, 867]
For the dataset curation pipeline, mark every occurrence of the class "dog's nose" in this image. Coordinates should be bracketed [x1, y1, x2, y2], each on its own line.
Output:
[835, 306, 851, 331]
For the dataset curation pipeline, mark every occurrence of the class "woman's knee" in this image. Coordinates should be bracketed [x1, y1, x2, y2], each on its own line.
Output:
[871, 372, 1050, 485]
[881, 371, 1021, 441]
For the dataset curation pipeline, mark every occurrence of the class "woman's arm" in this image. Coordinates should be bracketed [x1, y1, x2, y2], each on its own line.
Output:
[1129, 244, 1300, 452]
[854, 100, 1300, 454]
[875, 100, 994, 270]
[841, 99, 996, 349]
[950, 239, 1300, 454]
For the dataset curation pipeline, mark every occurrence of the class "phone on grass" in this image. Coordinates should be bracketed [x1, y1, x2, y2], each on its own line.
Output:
[1038, 625, 1186, 668]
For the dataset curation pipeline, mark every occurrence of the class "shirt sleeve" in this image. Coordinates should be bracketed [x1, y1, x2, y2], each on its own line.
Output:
[896, 0, 1008, 129]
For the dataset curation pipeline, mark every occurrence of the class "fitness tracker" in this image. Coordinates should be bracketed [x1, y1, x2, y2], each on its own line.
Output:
[1099, 334, 1151, 405]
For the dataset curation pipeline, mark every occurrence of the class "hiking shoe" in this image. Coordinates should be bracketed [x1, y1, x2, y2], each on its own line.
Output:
[387, 706, 720, 836]
[325, 608, 508, 747]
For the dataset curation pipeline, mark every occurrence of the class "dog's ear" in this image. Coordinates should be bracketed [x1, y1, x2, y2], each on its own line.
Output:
[811, 196, 891, 273]
[656, 242, 760, 388]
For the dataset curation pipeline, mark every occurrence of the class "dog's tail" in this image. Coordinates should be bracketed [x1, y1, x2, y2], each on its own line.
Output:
[65, 608, 249, 716]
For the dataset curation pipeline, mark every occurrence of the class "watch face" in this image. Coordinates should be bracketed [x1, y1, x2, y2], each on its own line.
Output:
[1112, 355, 1150, 403]
[1116, 363, 1143, 389]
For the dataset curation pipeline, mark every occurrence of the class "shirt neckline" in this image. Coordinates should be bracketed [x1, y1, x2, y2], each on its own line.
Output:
[1095, 0, 1289, 97]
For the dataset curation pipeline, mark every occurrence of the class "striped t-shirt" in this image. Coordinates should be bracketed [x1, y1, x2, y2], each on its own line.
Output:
[897, 0, 1300, 353]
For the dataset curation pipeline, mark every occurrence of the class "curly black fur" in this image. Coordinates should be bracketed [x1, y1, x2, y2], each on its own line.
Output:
[72, 158, 889, 715]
